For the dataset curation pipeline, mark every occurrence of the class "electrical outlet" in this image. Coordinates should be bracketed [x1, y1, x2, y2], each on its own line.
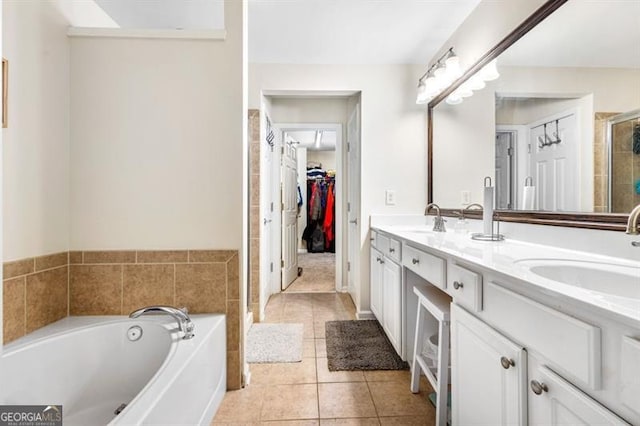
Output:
[385, 190, 396, 206]
[461, 190, 471, 205]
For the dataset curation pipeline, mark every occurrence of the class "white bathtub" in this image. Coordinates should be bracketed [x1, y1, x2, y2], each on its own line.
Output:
[0, 314, 226, 425]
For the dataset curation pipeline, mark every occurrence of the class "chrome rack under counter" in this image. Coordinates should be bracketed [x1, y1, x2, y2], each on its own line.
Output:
[369, 215, 640, 425]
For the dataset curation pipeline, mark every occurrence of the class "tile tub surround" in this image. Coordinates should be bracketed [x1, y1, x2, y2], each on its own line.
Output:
[3, 249, 243, 390]
[3, 252, 69, 344]
[249, 109, 261, 321]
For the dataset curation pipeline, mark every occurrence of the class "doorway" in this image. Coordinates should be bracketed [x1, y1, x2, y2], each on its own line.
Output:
[252, 93, 361, 320]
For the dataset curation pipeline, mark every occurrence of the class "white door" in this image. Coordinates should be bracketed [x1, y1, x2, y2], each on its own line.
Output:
[496, 131, 515, 209]
[281, 141, 299, 290]
[382, 259, 402, 355]
[370, 247, 384, 321]
[451, 304, 528, 426]
[347, 105, 361, 299]
[260, 112, 276, 311]
[529, 114, 577, 211]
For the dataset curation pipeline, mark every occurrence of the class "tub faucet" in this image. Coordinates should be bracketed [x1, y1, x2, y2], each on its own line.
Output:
[129, 306, 195, 339]
[425, 203, 446, 232]
[458, 203, 483, 220]
[627, 204, 640, 247]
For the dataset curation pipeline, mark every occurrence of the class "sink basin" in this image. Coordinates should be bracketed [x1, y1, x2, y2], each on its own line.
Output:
[515, 258, 640, 299]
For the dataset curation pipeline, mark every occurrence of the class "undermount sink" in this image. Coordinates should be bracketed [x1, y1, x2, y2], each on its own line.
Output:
[515, 258, 640, 299]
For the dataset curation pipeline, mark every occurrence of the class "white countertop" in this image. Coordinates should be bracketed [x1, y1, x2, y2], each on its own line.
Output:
[372, 223, 640, 328]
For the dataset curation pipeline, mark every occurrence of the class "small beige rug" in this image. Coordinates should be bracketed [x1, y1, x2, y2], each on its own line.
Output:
[246, 323, 304, 363]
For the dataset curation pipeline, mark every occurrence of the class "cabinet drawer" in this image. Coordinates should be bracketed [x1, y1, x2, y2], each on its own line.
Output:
[621, 336, 640, 415]
[385, 238, 401, 263]
[402, 243, 446, 289]
[448, 263, 482, 312]
[484, 282, 601, 389]
[377, 234, 390, 254]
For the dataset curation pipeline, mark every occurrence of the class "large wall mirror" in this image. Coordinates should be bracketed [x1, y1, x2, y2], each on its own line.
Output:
[429, 0, 640, 229]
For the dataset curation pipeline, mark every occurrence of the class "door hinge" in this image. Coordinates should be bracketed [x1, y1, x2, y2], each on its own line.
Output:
[270, 262, 274, 273]
[347, 142, 351, 152]
[281, 260, 285, 268]
[347, 261, 351, 272]
[507, 147, 514, 156]
[348, 202, 351, 212]
[281, 146, 284, 155]
[282, 202, 285, 211]
[270, 202, 274, 212]
[527, 143, 532, 154]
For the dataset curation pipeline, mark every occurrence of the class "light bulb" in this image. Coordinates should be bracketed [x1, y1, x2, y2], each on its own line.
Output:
[446, 92, 463, 105]
[424, 75, 439, 98]
[445, 55, 462, 81]
[480, 59, 499, 81]
[434, 63, 451, 90]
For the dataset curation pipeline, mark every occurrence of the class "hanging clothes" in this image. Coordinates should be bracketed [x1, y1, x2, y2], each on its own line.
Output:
[323, 182, 335, 249]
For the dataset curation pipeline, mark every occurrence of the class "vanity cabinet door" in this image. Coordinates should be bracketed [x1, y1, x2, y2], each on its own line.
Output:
[451, 304, 527, 426]
[370, 247, 384, 321]
[528, 363, 630, 426]
[382, 259, 402, 355]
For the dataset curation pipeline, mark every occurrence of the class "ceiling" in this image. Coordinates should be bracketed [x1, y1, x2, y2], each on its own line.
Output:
[499, 0, 640, 68]
[286, 130, 337, 151]
[248, 0, 481, 64]
[88, 0, 224, 30]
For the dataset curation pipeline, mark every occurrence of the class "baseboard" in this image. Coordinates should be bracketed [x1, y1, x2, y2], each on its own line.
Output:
[356, 310, 375, 320]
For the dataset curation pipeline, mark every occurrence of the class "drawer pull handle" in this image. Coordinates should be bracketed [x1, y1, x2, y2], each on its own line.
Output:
[376, 257, 381, 263]
[530, 380, 548, 395]
[389, 248, 395, 253]
[412, 258, 419, 265]
[380, 258, 385, 264]
[453, 281, 464, 290]
[500, 356, 515, 369]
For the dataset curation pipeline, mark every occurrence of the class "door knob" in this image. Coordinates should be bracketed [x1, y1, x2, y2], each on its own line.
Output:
[412, 258, 419, 265]
[453, 281, 464, 290]
[500, 356, 515, 369]
[389, 248, 395, 253]
[530, 380, 548, 395]
[349, 218, 358, 225]
[263, 218, 272, 225]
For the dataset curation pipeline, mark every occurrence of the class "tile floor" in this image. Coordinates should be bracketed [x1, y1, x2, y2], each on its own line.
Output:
[213, 292, 436, 425]
[285, 253, 336, 293]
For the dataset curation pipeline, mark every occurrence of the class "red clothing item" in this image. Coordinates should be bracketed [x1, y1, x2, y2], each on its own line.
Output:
[323, 183, 335, 248]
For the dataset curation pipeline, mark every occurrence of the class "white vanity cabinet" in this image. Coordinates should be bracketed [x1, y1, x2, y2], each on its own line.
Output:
[451, 303, 527, 426]
[369, 231, 402, 355]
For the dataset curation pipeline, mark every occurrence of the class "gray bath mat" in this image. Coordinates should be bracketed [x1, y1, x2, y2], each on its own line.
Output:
[326, 320, 409, 371]
[246, 323, 303, 363]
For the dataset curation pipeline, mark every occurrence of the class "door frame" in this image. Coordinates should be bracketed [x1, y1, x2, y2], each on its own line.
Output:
[274, 122, 344, 292]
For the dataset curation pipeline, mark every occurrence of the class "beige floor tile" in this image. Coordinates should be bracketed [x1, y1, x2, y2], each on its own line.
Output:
[368, 381, 433, 418]
[316, 358, 365, 383]
[303, 339, 316, 358]
[315, 339, 327, 358]
[320, 419, 380, 425]
[213, 386, 265, 423]
[269, 358, 317, 384]
[363, 370, 411, 383]
[314, 321, 327, 338]
[262, 421, 320, 425]
[378, 416, 434, 426]
[260, 384, 319, 421]
[318, 382, 377, 419]
[249, 364, 272, 385]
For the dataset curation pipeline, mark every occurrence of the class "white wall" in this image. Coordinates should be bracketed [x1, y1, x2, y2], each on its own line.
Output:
[250, 64, 426, 315]
[70, 2, 244, 250]
[2, 1, 71, 261]
[307, 150, 336, 170]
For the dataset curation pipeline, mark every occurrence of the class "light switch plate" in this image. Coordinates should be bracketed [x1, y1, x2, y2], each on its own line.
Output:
[461, 190, 471, 205]
[385, 190, 396, 205]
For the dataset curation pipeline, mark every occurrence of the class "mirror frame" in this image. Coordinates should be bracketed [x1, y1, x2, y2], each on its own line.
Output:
[427, 0, 629, 231]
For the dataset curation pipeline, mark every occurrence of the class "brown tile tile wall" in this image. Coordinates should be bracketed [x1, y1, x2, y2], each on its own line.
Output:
[3, 252, 69, 344]
[3, 249, 243, 390]
[610, 117, 640, 213]
[593, 113, 618, 212]
[249, 109, 261, 323]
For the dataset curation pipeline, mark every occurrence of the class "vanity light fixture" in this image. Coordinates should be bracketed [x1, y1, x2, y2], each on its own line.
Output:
[416, 49, 500, 106]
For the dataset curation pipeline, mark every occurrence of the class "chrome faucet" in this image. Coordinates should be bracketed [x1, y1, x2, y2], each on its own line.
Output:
[129, 306, 195, 339]
[425, 203, 446, 232]
[627, 204, 640, 246]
